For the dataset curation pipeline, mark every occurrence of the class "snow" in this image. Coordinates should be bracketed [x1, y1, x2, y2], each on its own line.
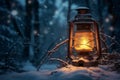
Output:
[43, 5, 47, 9]
[28, 0, 32, 4]
[11, 10, 18, 16]
[49, 21, 53, 25]
[22, 61, 36, 71]
[40, 64, 58, 70]
[33, 30, 38, 35]
[105, 17, 110, 23]
[0, 64, 120, 80]
[43, 28, 49, 34]
[109, 26, 114, 31]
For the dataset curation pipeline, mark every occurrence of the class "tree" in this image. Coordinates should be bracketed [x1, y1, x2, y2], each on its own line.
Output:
[32, 0, 40, 65]
[0, 0, 24, 73]
[106, 0, 120, 52]
[24, 0, 34, 60]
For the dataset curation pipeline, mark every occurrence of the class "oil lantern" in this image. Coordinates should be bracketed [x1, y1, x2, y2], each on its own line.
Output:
[68, 7, 101, 66]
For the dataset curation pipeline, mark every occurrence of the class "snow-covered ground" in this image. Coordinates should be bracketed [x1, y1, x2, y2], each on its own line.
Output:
[0, 64, 120, 80]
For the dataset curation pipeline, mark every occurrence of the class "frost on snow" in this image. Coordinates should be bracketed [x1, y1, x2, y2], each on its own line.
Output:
[0, 65, 120, 80]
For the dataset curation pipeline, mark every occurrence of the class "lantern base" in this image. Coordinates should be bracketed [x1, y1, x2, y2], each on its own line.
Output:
[72, 60, 98, 67]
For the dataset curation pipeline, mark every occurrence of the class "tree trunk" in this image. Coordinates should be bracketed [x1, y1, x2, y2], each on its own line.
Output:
[32, 0, 40, 62]
[24, 0, 34, 60]
[67, 0, 72, 60]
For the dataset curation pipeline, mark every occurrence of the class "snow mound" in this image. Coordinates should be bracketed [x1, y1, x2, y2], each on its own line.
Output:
[22, 61, 36, 71]
[0, 65, 120, 80]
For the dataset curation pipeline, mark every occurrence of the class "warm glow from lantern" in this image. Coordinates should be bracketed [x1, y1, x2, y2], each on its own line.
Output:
[74, 31, 94, 52]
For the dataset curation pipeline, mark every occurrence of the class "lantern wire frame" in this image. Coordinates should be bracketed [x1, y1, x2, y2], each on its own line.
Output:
[71, 26, 99, 61]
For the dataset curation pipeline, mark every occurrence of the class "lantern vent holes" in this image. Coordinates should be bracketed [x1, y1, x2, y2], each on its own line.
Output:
[74, 7, 92, 21]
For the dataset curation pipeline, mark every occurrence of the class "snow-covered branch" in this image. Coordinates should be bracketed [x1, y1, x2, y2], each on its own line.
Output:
[37, 39, 69, 71]
[50, 58, 69, 66]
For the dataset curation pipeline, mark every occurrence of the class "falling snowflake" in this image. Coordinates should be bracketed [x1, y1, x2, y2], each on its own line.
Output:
[7, 20, 11, 23]
[33, 30, 39, 36]
[33, 30, 40, 36]
[109, 26, 114, 31]
[28, 0, 32, 4]
[11, 10, 18, 16]
[60, 38, 62, 41]
[109, 14, 113, 20]
[44, 5, 47, 9]
[20, 24, 23, 26]
[11, 3, 16, 7]
[105, 18, 110, 23]
[8, 15, 11, 18]
[49, 21, 53, 25]
[62, 36, 66, 39]
[43, 29, 49, 34]
[62, 1, 68, 7]
[54, 10, 59, 17]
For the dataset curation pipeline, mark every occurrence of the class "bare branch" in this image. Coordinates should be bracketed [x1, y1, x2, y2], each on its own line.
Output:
[37, 39, 69, 71]
[48, 39, 69, 53]
[108, 43, 115, 49]
[50, 58, 69, 66]
[100, 32, 120, 47]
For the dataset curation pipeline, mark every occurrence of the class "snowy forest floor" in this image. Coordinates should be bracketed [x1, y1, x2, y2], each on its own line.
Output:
[0, 64, 120, 80]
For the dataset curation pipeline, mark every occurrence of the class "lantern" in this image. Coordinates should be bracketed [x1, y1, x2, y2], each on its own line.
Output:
[68, 7, 101, 66]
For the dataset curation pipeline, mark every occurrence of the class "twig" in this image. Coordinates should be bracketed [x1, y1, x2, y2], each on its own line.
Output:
[100, 32, 115, 39]
[48, 39, 69, 53]
[108, 43, 115, 49]
[100, 37, 108, 52]
[37, 39, 69, 71]
[100, 33, 120, 46]
[49, 58, 69, 66]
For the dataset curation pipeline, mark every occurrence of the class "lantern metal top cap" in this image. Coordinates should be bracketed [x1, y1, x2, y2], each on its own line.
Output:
[75, 7, 90, 14]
